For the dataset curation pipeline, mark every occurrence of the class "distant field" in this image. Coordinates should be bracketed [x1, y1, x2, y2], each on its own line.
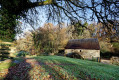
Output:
[0, 56, 119, 80]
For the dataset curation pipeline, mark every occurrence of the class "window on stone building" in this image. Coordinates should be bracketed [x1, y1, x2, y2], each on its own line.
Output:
[80, 50, 81, 52]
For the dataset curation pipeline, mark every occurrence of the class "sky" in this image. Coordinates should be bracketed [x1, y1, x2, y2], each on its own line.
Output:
[15, 0, 117, 39]
[15, 0, 95, 39]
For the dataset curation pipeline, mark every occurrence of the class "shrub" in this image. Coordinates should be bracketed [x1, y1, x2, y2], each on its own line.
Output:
[57, 50, 65, 56]
[37, 52, 49, 56]
[100, 41, 112, 53]
[16, 51, 30, 57]
[112, 42, 119, 54]
[112, 42, 119, 48]
[100, 52, 112, 59]
[111, 56, 119, 65]
[66, 53, 83, 59]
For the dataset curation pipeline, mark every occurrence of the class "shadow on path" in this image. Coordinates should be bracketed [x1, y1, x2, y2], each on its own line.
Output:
[4, 58, 32, 80]
[33, 58, 79, 80]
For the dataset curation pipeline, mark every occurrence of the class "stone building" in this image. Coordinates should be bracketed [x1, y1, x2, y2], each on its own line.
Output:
[65, 38, 100, 59]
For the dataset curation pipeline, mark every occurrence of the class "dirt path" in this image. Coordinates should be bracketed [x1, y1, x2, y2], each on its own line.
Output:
[0, 58, 61, 80]
[3, 58, 32, 80]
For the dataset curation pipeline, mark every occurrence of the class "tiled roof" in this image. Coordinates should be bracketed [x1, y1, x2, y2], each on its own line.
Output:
[65, 38, 100, 50]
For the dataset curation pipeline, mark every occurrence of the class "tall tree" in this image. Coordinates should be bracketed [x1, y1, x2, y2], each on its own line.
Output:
[67, 21, 90, 39]
[33, 23, 68, 54]
[94, 22, 119, 42]
[0, 0, 118, 41]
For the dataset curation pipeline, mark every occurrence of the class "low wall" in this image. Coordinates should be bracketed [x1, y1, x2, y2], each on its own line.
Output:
[65, 49, 100, 59]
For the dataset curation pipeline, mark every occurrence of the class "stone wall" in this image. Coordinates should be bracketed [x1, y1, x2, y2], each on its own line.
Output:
[65, 49, 100, 59]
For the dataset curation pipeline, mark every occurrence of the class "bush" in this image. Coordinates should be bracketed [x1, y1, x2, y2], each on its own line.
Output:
[100, 52, 112, 59]
[100, 41, 112, 53]
[57, 50, 65, 56]
[112, 42, 119, 48]
[16, 51, 30, 57]
[56, 53, 64, 56]
[66, 53, 83, 59]
[0, 55, 13, 61]
[37, 52, 49, 56]
[111, 56, 119, 65]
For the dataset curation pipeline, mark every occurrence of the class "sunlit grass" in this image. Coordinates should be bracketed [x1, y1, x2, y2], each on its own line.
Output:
[0, 62, 12, 71]
[0, 57, 24, 79]
[33, 56, 119, 80]
[0, 56, 119, 80]
[0, 57, 23, 71]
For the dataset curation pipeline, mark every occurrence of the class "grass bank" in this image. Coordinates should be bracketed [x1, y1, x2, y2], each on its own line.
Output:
[32, 56, 119, 80]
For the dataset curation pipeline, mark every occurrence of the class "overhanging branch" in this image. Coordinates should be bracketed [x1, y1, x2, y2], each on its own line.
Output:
[28, 0, 54, 8]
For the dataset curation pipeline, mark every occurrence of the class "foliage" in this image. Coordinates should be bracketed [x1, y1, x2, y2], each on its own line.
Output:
[0, 9, 17, 41]
[0, 0, 118, 40]
[16, 23, 68, 55]
[99, 41, 119, 58]
[94, 22, 119, 42]
[16, 51, 30, 57]
[112, 42, 119, 49]
[112, 42, 119, 54]
[0, 0, 31, 41]
[16, 31, 34, 54]
[66, 53, 83, 59]
[100, 41, 112, 52]
[67, 21, 91, 39]
[73, 21, 87, 36]
[33, 23, 68, 55]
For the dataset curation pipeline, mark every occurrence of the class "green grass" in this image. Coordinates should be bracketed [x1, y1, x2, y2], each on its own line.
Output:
[32, 56, 119, 80]
[0, 56, 119, 80]
[0, 61, 14, 71]
[0, 57, 24, 79]
[0, 57, 23, 71]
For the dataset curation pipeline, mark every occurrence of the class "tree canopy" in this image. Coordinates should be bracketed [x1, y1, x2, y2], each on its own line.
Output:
[0, 0, 118, 41]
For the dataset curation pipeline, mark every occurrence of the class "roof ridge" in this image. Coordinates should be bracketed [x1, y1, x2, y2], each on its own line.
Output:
[65, 38, 100, 50]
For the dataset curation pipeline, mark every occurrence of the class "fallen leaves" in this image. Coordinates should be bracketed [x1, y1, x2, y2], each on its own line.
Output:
[0, 58, 105, 80]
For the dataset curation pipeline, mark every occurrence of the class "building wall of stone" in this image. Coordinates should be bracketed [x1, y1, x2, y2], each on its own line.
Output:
[65, 49, 100, 59]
